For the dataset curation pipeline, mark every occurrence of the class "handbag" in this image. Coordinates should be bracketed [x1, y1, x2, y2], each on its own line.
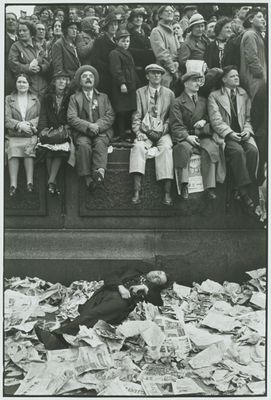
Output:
[39, 125, 69, 145]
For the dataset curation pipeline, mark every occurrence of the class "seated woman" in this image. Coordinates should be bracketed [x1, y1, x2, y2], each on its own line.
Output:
[5, 74, 40, 196]
[37, 71, 75, 195]
[35, 268, 170, 350]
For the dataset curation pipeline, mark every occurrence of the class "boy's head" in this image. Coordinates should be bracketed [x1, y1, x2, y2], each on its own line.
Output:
[115, 29, 130, 50]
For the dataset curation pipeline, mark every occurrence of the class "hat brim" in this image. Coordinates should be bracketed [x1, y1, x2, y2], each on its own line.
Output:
[182, 73, 203, 82]
[187, 19, 206, 30]
[145, 69, 165, 75]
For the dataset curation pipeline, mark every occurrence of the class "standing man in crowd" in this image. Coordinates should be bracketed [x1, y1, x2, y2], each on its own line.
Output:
[208, 66, 258, 210]
[5, 12, 17, 94]
[68, 66, 115, 191]
[129, 64, 175, 205]
[180, 5, 197, 33]
[150, 5, 179, 88]
[240, 7, 266, 101]
[170, 71, 221, 200]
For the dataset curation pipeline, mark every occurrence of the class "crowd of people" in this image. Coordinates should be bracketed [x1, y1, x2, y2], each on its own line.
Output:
[5, 4, 267, 210]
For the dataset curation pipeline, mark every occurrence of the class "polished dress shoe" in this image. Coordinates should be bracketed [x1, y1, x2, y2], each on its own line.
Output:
[240, 193, 254, 210]
[162, 193, 173, 206]
[93, 170, 104, 185]
[206, 188, 217, 200]
[9, 186, 17, 197]
[27, 183, 34, 192]
[132, 190, 141, 204]
[181, 184, 189, 200]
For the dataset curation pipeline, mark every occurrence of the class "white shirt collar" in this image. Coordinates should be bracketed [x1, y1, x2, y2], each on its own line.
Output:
[148, 85, 161, 95]
[225, 87, 236, 96]
[83, 89, 93, 101]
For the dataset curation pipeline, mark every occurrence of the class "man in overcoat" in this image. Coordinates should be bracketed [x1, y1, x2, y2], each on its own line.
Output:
[5, 12, 18, 95]
[67, 65, 115, 191]
[35, 267, 169, 350]
[239, 8, 266, 101]
[170, 71, 221, 200]
[129, 64, 175, 206]
[150, 5, 179, 88]
[208, 66, 258, 210]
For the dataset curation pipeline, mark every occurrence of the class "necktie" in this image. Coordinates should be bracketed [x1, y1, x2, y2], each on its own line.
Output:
[192, 95, 197, 105]
[154, 90, 158, 104]
[230, 89, 237, 114]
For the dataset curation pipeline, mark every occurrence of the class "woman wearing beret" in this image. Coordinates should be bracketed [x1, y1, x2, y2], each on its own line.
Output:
[51, 19, 81, 80]
[5, 74, 40, 196]
[37, 71, 75, 195]
[204, 18, 232, 69]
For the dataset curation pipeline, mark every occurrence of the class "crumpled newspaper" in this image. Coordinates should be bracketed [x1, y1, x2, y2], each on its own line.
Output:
[4, 268, 267, 396]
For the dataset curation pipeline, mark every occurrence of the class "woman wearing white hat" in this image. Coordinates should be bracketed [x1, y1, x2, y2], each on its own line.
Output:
[178, 13, 210, 73]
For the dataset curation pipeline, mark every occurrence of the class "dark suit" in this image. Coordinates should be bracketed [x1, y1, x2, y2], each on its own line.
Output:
[53, 267, 164, 336]
[5, 34, 17, 95]
[91, 33, 116, 98]
[170, 91, 221, 190]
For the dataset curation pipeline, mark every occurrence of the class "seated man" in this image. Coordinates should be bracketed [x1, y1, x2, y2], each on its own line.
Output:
[68, 65, 115, 191]
[129, 64, 175, 206]
[208, 66, 258, 209]
[35, 267, 169, 350]
[170, 71, 221, 200]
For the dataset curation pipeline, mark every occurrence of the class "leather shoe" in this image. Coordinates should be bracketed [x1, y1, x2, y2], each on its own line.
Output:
[206, 188, 217, 200]
[132, 190, 141, 204]
[162, 193, 173, 206]
[181, 184, 189, 200]
[240, 193, 254, 209]
[93, 170, 104, 185]
[27, 183, 34, 193]
[9, 186, 17, 197]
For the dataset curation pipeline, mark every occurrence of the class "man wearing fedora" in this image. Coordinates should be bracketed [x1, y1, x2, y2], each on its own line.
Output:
[129, 64, 175, 206]
[67, 65, 115, 191]
[170, 71, 221, 200]
[178, 13, 210, 73]
[150, 5, 179, 88]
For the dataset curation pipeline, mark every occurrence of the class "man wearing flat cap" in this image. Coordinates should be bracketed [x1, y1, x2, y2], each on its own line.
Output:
[129, 64, 175, 205]
[170, 71, 221, 200]
[67, 65, 115, 191]
[150, 5, 179, 88]
[178, 13, 210, 73]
